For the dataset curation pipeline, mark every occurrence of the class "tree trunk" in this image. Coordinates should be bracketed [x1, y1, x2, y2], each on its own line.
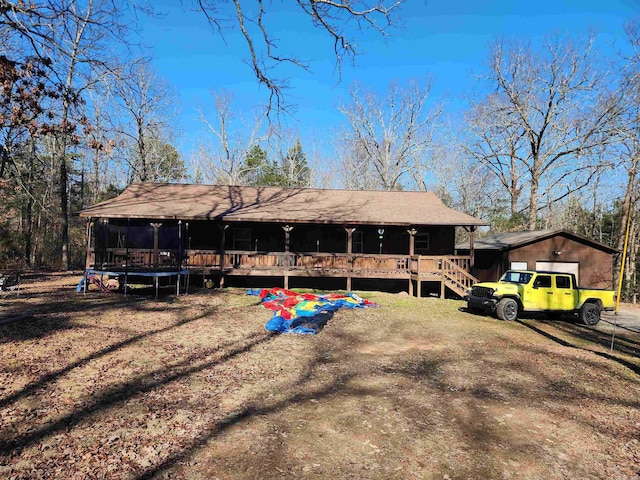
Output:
[0, 146, 8, 178]
[614, 162, 638, 296]
[528, 175, 539, 230]
[59, 135, 70, 270]
[627, 219, 637, 297]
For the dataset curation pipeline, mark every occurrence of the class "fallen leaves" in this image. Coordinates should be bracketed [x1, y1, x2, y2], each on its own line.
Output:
[0, 275, 639, 479]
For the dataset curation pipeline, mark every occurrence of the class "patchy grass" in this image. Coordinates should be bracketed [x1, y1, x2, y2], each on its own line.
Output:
[0, 273, 639, 479]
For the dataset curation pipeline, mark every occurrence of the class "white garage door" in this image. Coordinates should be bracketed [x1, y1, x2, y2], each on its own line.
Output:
[535, 261, 579, 284]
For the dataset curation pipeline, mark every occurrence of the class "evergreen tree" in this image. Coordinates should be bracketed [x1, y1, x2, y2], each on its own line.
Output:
[281, 139, 310, 187]
[240, 142, 311, 187]
[241, 145, 268, 185]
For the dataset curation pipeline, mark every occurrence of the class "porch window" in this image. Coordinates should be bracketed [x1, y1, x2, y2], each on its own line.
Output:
[415, 232, 430, 254]
[352, 231, 364, 254]
[233, 227, 251, 251]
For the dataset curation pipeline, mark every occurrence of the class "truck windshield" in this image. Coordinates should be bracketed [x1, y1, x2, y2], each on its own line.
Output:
[500, 271, 534, 284]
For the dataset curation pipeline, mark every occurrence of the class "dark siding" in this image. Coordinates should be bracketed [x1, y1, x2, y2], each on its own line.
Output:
[470, 251, 502, 282]
[464, 234, 614, 289]
[507, 237, 613, 289]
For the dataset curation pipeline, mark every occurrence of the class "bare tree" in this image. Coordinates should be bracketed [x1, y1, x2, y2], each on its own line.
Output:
[110, 61, 183, 183]
[0, 0, 134, 269]
[610, 21, 640, 299]
[189, 0, 402, 114]
[82, 85, 117, 206]
[475, 35, 622, 229]
[339, 79, 443, 191]
[432, 143, 498, 219]
[194, 91, 269, 185]
[461, 93, 528, 220]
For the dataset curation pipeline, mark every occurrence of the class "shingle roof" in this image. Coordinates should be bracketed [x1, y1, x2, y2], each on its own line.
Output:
[456, 229, 617, 253]
[78, 182, 487, 227]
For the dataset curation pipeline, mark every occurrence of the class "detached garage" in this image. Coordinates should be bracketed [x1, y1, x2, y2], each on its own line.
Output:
[456, 229, 617, 289]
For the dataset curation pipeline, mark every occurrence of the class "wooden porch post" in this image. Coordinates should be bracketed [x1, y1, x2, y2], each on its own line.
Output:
[219, 224, 228, 287]
[344, 227, 356, 291]
[100, 217, 109, 267]
[85, 218, 93, 269]
[470, 226, 476, 268]
[408, 228, 417, 296]
[283, 224, 294, 289]
[408, 228, 416, 256]
[417, 256, 422, 298]
[176, 220, 182, 295]
[151, 223, 162, 267]
[125, 218, 130, 298]
[219, 224, 228, 269]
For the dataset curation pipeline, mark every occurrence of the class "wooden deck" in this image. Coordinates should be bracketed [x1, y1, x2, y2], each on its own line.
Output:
[89, 249, 477, 297]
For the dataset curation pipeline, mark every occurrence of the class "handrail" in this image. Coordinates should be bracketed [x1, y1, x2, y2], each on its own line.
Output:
[441, 256, 477, 294]
[89, 248, 472, 279]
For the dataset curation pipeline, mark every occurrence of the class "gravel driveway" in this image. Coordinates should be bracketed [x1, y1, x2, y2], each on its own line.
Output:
[601, 303, 640, 334]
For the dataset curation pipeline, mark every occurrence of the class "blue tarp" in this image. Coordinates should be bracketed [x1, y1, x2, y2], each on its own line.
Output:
[248, 287, 379, 334]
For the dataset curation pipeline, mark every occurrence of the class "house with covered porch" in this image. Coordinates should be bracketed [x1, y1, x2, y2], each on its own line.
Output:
[78, 183, 486, 297]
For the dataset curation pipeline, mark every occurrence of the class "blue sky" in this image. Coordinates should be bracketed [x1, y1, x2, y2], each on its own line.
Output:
[138, 0, 639, 162]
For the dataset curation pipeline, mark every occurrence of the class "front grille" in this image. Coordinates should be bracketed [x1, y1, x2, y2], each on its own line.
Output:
[471, 286, 494, 298]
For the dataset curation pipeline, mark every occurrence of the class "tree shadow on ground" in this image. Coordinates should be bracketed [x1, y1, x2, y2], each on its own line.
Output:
[0, 282, 225, 342]
[3, 293, 639, 479]
[462, 307, 640, 362]
[515, 319, 640, 375]
[0, 330, 275, 455]
[0, 296, 126, 342]
[0, 302, 220, 410]
[134, 321, 640, 479]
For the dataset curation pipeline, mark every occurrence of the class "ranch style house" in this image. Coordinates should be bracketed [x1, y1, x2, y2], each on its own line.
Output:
[78, 182, 487, 297]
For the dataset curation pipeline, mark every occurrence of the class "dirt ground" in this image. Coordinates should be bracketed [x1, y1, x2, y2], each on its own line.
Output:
[1, 273, 639, 480]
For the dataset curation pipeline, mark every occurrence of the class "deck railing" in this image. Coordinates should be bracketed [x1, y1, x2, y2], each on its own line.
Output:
[92, 248, 179, 269]
[90, 248, 472, 278]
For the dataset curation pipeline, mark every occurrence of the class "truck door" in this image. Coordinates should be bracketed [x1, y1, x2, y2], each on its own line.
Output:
[554, 275, 578, 311]
[531, 274, 553, 310]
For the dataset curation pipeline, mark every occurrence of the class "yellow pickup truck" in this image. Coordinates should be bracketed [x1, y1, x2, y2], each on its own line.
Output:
[466, 270, 616, 324]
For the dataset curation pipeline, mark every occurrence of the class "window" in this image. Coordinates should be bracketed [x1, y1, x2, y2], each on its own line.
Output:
[556, 276, 572, 289]
[352, 231, 364, 254]
[501, 271, 533, 284]
[233, 227, 251, 251]
[415, 233, 430, 254]
[534, 275, 552, 288]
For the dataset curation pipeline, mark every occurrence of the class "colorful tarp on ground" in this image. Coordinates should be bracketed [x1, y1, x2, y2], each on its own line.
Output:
[247, 287, 379, 334]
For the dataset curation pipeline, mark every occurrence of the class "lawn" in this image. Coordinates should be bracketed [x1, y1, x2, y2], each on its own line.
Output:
[1, 274, 639, 479]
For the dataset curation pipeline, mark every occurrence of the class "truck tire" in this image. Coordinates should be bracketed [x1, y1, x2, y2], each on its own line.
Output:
[579, 303, 601, 325]
[496, 298, 518, 321]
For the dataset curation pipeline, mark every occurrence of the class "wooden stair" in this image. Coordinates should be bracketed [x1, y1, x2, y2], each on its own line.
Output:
[441, 257, 478, 298]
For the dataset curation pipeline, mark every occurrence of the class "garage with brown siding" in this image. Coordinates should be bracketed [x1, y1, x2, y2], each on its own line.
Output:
[456, 229, 617, 289]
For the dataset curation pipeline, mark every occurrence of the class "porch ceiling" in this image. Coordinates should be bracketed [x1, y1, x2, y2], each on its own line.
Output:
[79, 182, 487, 227]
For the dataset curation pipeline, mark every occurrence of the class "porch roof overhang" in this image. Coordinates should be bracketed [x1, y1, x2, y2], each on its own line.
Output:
[78, 182, 488, 228]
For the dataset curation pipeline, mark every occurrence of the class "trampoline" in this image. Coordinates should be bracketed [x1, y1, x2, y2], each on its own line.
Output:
[81, 268, 190, 298]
